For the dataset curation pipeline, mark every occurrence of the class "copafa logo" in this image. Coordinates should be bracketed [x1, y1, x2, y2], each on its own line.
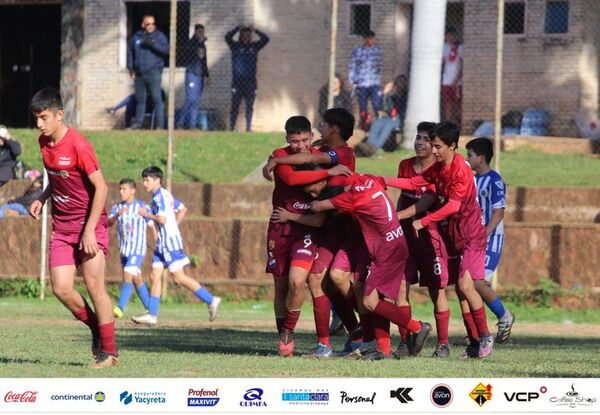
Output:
[240, 388, 267, 407]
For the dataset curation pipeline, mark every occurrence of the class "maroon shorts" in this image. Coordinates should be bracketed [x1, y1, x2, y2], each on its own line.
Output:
[459, 248, 486, 281]
[310, 222, 346, 274]
[49, 227, 109, 269]
[405, 255, 459, 289]
[331, 236, 369, 275]
[266, 230, 317, 278]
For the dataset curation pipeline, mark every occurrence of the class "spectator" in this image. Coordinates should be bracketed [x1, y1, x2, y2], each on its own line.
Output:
[0, 177, 43, 218]
[441, 27, 463, 128]
[318, 73, 353, 118]
[225, 24, 270, 132]
[106, 90, 167, 128]
[127, 14, 169, 130]
[0, 125, 22, 187]
[348, 30, 383, 130]
[178, 24, 210, 130]
[355, 75, 408, 157]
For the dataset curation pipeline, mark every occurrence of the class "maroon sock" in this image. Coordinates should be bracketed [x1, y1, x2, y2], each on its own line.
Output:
[373, 301, 411, 329]
[313, 295, 330, 347]
[373, 314, 391, 355]
[359, 313, 375, 342]
[283, 309, 301, 332]
[73, 302, 99, 335]
[398, 326, 408, 342]
[276, 317, 285, 334]
[435, 309, 450, 344]
[472, 306, 491, 338]
[330, 292, 359, 333]
[98, 321, 118, 356]
[462, 311, 479, 343]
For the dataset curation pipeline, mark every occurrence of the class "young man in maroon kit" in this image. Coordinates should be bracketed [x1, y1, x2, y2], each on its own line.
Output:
[28, 87, 119, 368]
[386, 121, 494, 359]
[308, 173, 432, 357]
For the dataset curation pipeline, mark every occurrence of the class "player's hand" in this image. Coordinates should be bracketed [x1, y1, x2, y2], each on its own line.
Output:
[412, 219, 424, 236]
[138, 207, 148, 217]
[29, 200, 43, 220]
[80, 230, 99, 257]
[262, 158, 277, 181]
[271, 207, 292, 223]
[328, 164, 352, 177]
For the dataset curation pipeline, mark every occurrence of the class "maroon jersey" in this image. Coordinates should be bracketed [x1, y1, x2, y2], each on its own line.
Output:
[39, 128, 107, 234]
[331, 174, 408, 268]
[319, 143, 355, 186]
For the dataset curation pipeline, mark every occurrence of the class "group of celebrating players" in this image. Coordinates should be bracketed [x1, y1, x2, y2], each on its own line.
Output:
[262, 108, 515, 360]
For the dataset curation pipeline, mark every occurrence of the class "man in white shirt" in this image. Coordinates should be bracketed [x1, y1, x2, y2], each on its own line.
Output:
[441, 28, 463, 127]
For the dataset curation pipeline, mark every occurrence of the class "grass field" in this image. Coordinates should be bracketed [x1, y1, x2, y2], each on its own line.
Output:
[1, 296, 599, 378]
[12, 129, 600, 186]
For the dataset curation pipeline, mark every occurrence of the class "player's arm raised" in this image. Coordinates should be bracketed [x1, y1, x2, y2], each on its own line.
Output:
[310, 199, 336, 212]
[397, 191, 436, 220]
[80, 169, 108, 256]
[263, 151, 336, 179]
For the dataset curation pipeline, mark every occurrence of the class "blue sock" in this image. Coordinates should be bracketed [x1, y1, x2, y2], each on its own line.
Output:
[194, 287, 214, 305]
[487, 297, 506, 319]
[117, 282, 134, 310]
[136, 283, 150, 309]
[148, 295, 161, 317]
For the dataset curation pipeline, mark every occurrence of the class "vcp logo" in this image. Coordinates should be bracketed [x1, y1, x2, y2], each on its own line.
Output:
[504, 386, 547, 402]
[240, 388, 267, 407]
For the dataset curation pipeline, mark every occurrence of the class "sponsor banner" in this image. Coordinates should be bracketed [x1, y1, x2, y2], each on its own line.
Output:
[0, 378, 597, 413]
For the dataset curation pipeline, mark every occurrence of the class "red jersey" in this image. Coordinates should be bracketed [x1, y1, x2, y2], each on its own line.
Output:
[331, 174, 408, 266]
[39, 128, 107, 234]
[319, 143, 355, 186]
[271, 146, 318, 236]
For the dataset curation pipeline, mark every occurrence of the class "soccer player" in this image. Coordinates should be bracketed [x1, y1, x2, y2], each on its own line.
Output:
[264, 108, 362, 358]
[386, 121, 494, 359]
[108, 178, 155, 318]
[466, 137, 515, 343]
[29, 87, 119, 368]
[131, 166, 221, 325]
[309, 173, 432, 357]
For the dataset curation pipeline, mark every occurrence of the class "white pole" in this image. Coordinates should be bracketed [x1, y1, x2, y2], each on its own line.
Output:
[39, 169, 49, 300]
[327, 0, 339, 108]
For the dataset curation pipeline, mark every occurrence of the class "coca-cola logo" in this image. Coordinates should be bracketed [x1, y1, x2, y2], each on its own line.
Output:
[5, 391, 38, 403]
[293, 202, 311, 210]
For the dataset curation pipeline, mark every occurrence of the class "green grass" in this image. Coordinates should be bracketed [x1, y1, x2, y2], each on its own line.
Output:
[13, 129, 600, 186]
[1, 297, 598, 377]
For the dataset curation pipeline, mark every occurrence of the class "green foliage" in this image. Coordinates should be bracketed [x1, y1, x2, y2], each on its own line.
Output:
[188, 254, 200, 268]
[502, 278, 563, 308]
[0, 278, 43, 298]
[255, 284, 270, 301]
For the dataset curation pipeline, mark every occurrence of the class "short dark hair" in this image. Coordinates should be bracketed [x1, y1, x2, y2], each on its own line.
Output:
[416, 121, 436, 135]
[446, 27, 457, 34]
[285, 116, 312, 135]
[466, 137, 494, 164]
[323, 108, 354, 141]
[119, 178, 136, 188]
[141, 166, 164, 182]
[430, 121, 460, 148]
[195, 24, 204, 31]
[240, 26, 252, 33]
[30, 87, 63, 114]
[363, 30, 376, 38]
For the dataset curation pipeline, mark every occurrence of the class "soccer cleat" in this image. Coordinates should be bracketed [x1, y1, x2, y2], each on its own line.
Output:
[131, 313, 157, 325]
[208, 297, 221, 322]
[89, 353, 120, 369]
[328, 314, 344, 336]
[339, 339, 363, 356]
[359, 350, 390, 361]
[312, 342, 333, 358]
[393, 340, 411, 359]
[345, 339, 377, 359]
[432, 343, 450, 358]
[459, 341, 480, 360]
[410, 321, 431, 356]
[278, 330, 295, 357]
[478, 335, 494, 358]
[496, 312, 515, 344]
[113, 306, 124, 319]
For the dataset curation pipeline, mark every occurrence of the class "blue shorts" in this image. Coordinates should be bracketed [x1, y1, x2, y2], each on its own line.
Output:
[120, 254, 145, 276]
[152, 249, 190, 273]
[484, 250, 502, 282]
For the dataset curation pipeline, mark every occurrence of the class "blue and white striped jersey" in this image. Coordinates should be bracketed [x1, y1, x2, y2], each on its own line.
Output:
[151, 187, 186, 253]
[109, 199, 153, 257]
[475, 170, 506, 254]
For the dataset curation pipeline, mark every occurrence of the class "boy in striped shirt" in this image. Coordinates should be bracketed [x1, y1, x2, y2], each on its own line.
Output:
[108, 178, 155, 318]
[131, 166, 221, 325]
[466, 137, 515, 343]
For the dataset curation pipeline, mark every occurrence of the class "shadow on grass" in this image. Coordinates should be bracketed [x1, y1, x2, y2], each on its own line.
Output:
[0, 356, 86, 367]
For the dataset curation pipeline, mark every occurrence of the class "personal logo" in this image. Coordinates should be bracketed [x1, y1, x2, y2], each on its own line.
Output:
[470, 383, 492, 407]
[549, 383, 596, 408]
[4, 391, 38, 403]
[187, 388, 220, 407]
[390, 387, 413, 404]
[94, 391, 106, 402]
[504, 386, 547, 402]
[240, 388, 267, 407]
[340, 391, 376, 405]
[120, 391, 166, 406]
[431, 384, 453, 408]
[281, 389, 329, 406]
